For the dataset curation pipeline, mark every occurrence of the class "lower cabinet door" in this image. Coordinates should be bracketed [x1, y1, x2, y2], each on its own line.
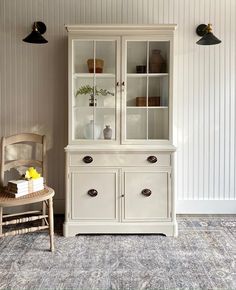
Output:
[71, 169, 118, 220]
[123, 170, 170, 221]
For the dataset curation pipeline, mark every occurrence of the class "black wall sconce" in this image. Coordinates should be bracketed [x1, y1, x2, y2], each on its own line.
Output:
[23, 21, 48, 44]
[196, 23, 221, 45]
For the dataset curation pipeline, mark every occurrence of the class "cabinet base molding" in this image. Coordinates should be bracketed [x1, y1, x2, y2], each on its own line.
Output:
[63, 221, 178, 237]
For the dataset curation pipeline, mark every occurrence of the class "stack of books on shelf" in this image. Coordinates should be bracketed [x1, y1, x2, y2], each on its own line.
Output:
[28, 177, 44, 193]
[7, 177, 44, 198]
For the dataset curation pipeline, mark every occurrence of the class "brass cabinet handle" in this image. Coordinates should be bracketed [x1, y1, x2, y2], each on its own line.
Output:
[122, 81, 125, 86]
[83, 156, 93, 163]
[116, 82, 119, 86]
[87, 189, 98, 197]
[147, 155, 157, 163]
[141, 189, 152, 197]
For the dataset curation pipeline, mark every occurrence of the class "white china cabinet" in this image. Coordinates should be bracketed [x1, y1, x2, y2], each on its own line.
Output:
[64, 25, 177, 237]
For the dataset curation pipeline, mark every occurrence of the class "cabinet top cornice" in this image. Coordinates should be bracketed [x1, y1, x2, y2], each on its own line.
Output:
[65, 24, 177, 33]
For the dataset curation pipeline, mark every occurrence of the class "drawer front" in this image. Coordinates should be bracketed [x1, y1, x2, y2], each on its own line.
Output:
[123, 171, 169, 221]
[71, 169, 118, 220]
[69, 152, 171, 167]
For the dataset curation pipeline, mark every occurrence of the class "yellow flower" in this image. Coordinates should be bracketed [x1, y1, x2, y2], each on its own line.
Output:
[25, 167, 41, 180]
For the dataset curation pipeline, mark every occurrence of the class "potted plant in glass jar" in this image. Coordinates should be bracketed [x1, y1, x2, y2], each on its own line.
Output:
[75, 85, 114, 107]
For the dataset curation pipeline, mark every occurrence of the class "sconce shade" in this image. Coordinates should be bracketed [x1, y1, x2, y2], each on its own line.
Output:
[23, 22, 48, 44]
[196, 24, 221, 45]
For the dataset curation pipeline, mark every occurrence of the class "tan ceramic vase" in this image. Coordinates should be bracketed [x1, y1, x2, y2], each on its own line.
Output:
[149, 50, 164, 73]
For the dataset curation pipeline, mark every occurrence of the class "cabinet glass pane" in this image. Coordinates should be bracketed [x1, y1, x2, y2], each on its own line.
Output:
[74, 77, 94, 107]
[74, 77, 116, 108]
[96, 41, 116, 74]
[127, 41, 147, 74]
[95, 76, 116, 108]
[148, 108, 169, 140]
[95, 108, 116, 140]
[74, 108, 115, 140]
[73, 40, 93, 73]
[74, 108, 94, 139]
[127, 77, 147, 107]
[72, 40, 117, 141]
[148, 76, 169, 107]
[149, 41, 169, 74]
[125, 40, 170, 142]
[126, 108, 147, 139]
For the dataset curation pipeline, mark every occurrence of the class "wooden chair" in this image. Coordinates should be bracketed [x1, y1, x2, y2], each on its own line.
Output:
[0, 133, 55, 251]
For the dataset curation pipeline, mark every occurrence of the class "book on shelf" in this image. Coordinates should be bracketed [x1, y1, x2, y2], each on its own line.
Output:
[6, 185, 44, 198]
[8, 179, 28, 189]
[6, 177, 44, 197]
[29, 185, 44, 192]
[5, 189, 29, 198]
[8, 177, 44, 189]
[8, 184, 44, 193]
[29, 177, 44, 185]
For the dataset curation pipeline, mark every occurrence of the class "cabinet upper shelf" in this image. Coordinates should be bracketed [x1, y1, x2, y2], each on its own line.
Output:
[73, 73, 169, 79]
[127, 106, 168, 109]
[127, 73, 168, 78]
[73, 73, 115, 78]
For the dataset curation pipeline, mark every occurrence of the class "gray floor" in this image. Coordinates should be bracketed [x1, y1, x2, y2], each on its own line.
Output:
[0, 215, 235, 290]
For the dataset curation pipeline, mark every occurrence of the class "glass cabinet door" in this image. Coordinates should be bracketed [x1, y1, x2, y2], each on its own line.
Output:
[125, 40, 170, 142]
[72, 39, 117, 141]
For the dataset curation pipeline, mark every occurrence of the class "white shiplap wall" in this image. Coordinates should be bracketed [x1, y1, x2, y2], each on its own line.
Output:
[0, 0, 235, 213]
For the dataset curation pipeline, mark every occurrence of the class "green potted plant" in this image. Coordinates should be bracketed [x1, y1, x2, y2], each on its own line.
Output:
[75, 85, 114, 106]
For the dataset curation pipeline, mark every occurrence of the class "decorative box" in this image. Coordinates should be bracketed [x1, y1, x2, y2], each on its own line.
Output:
[136, 96, 161, 106]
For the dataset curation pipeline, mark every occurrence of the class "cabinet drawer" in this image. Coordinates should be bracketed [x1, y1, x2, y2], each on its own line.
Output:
[123, 171, 169, 221]
[69, 152, 170, 167]
[71, 169, 118, 220]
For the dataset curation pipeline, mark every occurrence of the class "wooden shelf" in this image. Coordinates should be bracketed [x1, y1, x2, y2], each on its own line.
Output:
[73, 106, 115, 109]
[127, 73, 168, 77]
[127, 106, 168, 109]
[73, 73, 115, 78]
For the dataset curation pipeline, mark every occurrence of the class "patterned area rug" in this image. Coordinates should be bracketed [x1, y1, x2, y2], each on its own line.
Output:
[0, 215, 235, 290]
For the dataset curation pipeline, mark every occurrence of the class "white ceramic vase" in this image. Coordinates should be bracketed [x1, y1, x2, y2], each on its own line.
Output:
[84, 120, 101, 139]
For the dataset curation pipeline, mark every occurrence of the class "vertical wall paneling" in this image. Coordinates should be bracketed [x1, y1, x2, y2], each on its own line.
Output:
[1, 0, 235, 213]
[231, 0, 236, 200]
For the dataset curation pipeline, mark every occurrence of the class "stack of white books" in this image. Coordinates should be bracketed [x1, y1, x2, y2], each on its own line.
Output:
[7, 177, 44, 198]
[7, 180, 29, 197]
[28, 177, 44, 192]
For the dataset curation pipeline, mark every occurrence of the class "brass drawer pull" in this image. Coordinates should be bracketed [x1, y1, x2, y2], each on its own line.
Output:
[87, 189, 98, 197]
[141, 189, 152, 197]
[147, 155, 157, 163]
[83, 156, 93, 163]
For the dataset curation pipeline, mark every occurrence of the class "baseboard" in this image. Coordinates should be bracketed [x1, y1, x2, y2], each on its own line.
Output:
[177, 200, 236, 214]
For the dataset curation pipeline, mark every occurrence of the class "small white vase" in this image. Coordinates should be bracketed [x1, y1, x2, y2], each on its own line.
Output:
[103, 125, 112, 139]
[84, 120, 101, 139]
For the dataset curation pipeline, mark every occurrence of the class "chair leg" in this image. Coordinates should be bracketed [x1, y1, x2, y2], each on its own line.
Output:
[0, 207, 2, 235]
[48, 197, 54, 252]
[42, 201, 46, 226]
